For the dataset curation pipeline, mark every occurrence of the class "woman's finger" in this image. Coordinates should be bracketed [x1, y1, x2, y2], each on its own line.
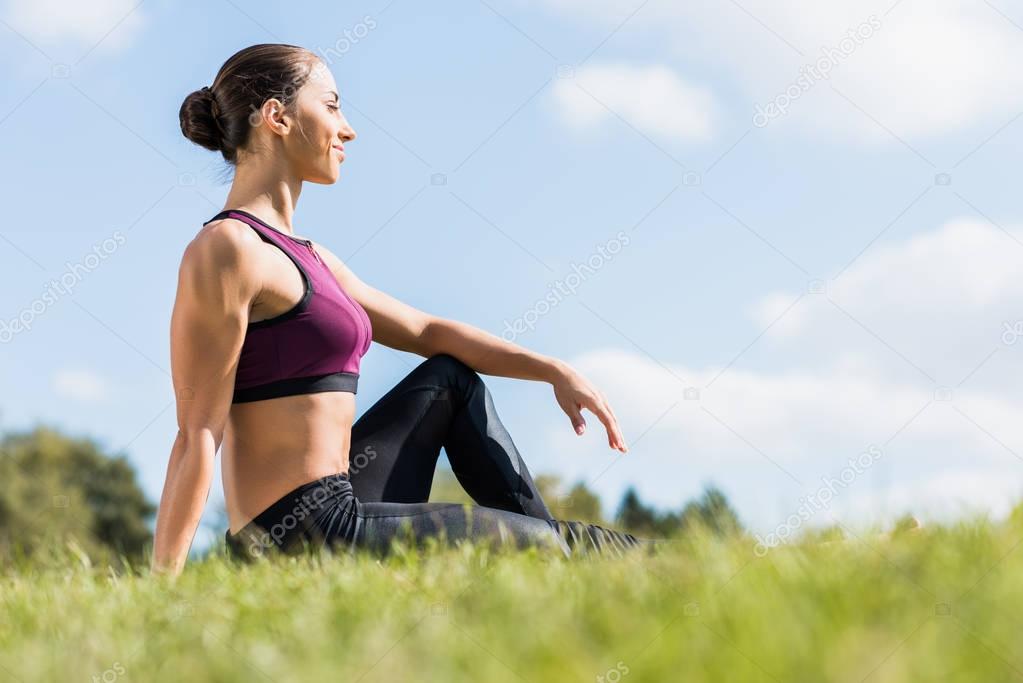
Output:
[606, 401, 627, 451]
[591, 394, 622, 451]
[600, 400, 620, 449]
[566, 399, 586, 434]
[587, 395, 619, 448]
[591, 387, 625, 451]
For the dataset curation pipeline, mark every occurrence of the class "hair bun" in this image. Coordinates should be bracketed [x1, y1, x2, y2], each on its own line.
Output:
[179, 85, 223, 153]
[177, 44, 318, 166]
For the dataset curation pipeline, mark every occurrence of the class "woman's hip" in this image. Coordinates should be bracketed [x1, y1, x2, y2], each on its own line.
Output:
[225, 471, 357, 561]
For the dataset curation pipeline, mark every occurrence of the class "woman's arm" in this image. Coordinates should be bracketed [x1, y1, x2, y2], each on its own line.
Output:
[421, 318, 628, 452]
[315, 245, 628, 453]
[151, 222, 260, 577]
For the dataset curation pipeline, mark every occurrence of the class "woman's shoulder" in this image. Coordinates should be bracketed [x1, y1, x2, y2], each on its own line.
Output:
[178, 216, 265, 282]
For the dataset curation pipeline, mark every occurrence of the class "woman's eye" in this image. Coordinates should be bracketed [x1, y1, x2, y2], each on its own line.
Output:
[327, 104, 340, 112]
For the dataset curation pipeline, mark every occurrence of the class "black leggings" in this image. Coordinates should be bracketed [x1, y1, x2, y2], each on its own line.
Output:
[224, 354, 653, 561]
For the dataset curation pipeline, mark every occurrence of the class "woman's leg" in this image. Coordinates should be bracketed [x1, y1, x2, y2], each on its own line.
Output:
[345, 353, 655, 555]
[340, 499, 658, 558]
[226, 472, 642, 560]
[224, 473, 573, 560]
[348, 500, 572, 557]
[347, 353, 553, 519]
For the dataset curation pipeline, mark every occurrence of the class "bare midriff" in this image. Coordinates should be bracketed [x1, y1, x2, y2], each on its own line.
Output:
[222, 391, 356, 533]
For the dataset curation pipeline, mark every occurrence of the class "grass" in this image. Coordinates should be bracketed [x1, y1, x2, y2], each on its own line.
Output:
[2, 514, 1022, 682]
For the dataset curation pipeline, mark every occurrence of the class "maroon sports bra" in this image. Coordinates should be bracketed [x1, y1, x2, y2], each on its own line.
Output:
[202, 209, 372, 403]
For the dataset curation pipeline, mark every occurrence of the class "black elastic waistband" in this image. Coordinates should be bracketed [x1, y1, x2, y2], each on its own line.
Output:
[225, 472, 353, 560]
[252, 471, 351, 526]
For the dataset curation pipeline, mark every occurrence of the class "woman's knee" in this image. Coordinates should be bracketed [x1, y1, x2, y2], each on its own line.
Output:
[421, 353, 475, 377]
[487, 513, 571, 556]
[419, 353, 482, 393]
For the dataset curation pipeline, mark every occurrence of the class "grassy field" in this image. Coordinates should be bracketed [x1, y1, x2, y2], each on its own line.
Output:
[2, 513, 1022, 682]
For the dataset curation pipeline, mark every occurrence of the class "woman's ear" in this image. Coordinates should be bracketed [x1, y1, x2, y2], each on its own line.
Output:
[252, 98, 290, 136]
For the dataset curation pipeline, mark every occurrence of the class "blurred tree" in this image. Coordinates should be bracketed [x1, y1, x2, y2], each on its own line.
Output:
[535, 474, 605, 524]
[678, 485, 743, 537]
[0, 424, 156, 568]
[431, 469, 606, 524]
[615, 487, 660, 536]
[558, 481, 605, 524]
[534, 474, 561, 508]
[428, 465, 474, 505]
[616, 484, 745, 539]
[431, 467, 747, 541]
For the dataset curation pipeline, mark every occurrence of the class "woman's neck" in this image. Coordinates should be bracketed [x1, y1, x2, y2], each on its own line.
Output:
[223, 157, 304, 236]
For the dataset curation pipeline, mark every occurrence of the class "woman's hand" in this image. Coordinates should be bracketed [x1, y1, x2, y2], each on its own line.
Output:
[550, 362, 628, 453]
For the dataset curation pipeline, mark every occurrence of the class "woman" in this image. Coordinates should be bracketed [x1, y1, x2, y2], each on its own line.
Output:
[152, 43, 653, 576]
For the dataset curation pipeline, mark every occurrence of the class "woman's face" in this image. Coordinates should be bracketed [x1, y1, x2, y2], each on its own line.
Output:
[270, 60, 357, 184]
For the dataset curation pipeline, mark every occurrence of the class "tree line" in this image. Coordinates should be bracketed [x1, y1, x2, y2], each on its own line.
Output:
[430, 471, 745, 539]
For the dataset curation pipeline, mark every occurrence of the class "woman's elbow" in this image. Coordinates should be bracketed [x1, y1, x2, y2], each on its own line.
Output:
[173, 426, 221, 465]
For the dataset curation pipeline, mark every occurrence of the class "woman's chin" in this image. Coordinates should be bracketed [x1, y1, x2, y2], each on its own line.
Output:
[307, 169, 341, 185]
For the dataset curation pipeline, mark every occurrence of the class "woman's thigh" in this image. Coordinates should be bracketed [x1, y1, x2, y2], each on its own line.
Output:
[347, 356, 463, 504]
[347, 353, 554, 520]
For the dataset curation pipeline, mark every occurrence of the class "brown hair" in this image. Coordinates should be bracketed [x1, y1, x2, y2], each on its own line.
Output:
[179, 43, 319, 165]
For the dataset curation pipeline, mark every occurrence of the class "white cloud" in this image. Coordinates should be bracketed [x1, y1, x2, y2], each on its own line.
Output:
[531, 0, 1023, 140]
[830, 468, 1023, 525]
[52, 369, 108, 402]
[551, 62, 717, 142]
[5, 0, 147, 52]
[541, 216, 1023, 532]
[751, 217, 1023, 390]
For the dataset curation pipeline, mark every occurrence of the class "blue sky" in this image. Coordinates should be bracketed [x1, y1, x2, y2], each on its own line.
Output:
[2, 0, 1023, 551]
